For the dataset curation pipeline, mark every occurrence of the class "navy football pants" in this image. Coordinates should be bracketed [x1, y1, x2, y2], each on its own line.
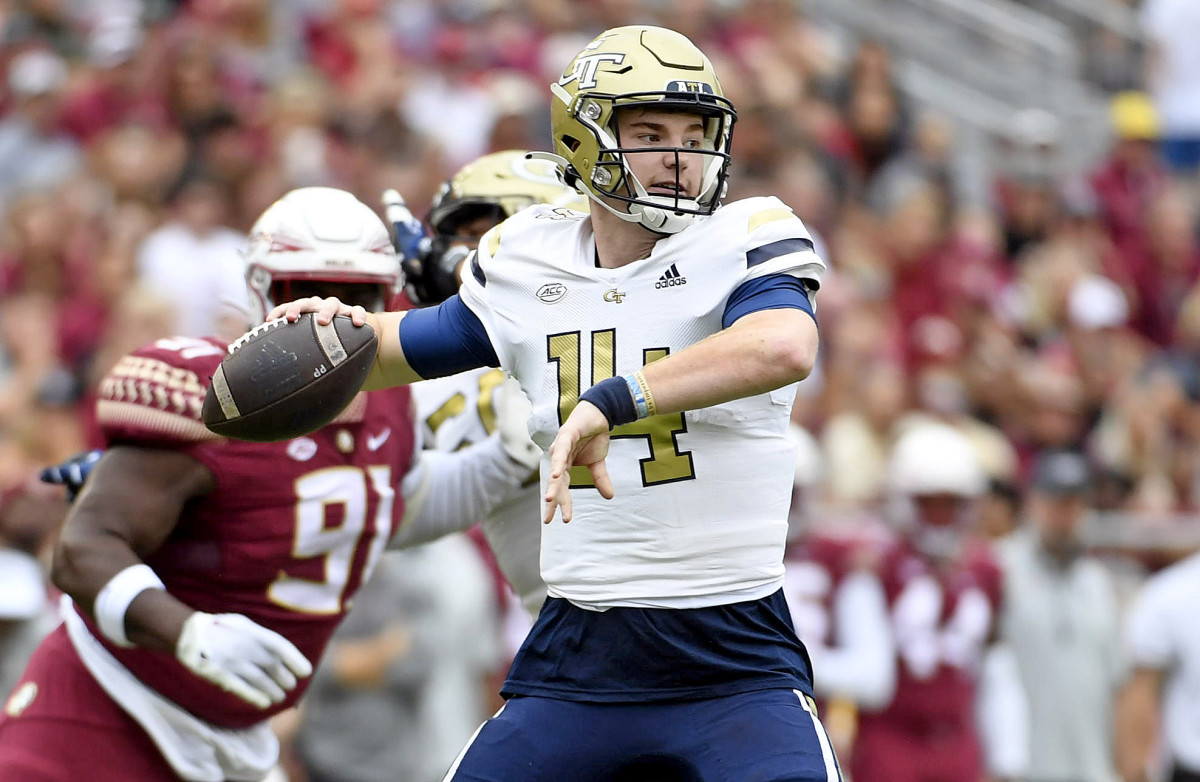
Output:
[442, 688, 842, 782]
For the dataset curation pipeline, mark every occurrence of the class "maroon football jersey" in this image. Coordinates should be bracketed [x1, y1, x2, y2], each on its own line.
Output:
[782, 522, 892, 652]
[783, 534, 859, 650]
[860, 537, 1003, 733]
[78, 335, 416, 728]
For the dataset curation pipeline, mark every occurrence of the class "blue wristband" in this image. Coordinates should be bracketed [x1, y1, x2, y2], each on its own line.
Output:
[578, 376, 638, 429]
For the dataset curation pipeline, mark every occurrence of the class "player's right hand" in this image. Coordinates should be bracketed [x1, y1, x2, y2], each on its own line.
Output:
[176, 612, 313, 709]
[41, 449, 103, 502]
[544, 400, 614, 524]
[268, 296, 367, 328]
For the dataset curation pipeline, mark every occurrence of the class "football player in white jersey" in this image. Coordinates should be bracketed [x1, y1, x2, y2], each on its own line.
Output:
[405, 150, 587, 619]
[267, 25, 834, 782]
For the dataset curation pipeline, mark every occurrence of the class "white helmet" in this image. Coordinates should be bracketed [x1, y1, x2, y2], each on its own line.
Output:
[244, 187, 401, 322]
[888, 422, 986, 498]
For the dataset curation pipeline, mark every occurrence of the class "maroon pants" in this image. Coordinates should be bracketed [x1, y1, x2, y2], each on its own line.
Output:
[0, 625, 184, 781]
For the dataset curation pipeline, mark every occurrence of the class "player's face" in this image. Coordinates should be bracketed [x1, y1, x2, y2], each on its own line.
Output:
[273, 280, 387, 312]
[913, 493, 967, 528]
[447, 213, 502, 249]
[615, 107, 706, 200]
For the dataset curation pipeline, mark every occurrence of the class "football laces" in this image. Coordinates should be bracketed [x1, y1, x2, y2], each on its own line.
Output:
[228, 317, 289, 355]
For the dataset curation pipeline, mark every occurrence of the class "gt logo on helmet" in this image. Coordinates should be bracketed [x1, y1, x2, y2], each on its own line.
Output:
[559, 53, 626, 90]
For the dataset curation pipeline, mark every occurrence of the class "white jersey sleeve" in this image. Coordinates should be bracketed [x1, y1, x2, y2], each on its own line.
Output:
[738, 199, 825, 295]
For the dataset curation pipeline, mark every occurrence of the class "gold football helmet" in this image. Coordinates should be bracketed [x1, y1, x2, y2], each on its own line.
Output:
[428, 149, 586, 242]
[545, 25, 737, 234]
[404, 150, 587, 305]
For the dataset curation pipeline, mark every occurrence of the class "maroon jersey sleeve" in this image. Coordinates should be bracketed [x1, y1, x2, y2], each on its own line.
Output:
[95, 336, 227, 448]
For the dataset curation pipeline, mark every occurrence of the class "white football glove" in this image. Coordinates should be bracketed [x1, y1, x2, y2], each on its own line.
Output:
[176, 612, 313, 709]
[494, 377, 542, 472]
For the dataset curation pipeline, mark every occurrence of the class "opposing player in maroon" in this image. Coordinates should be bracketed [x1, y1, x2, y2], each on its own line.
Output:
[845, 423, 1025, 782]
[0, 188, 538, 781]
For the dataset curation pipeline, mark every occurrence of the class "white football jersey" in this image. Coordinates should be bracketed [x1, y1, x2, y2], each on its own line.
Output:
[412, 368, 546, 616]
[459, 197, 825, 610]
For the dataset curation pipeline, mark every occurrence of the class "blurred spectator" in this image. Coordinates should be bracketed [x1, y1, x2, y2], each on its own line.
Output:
[0, 49, 81, 218]
[999, 451, 1122, 782]
[821, 361, 906, 507]
[979, 478, 1021, 540]
[1116, 549, 1200, 782]
[400, 27, 498, 171]
[1089, 92, 1170, 280]
[0, 0, 86, 59]
[0, 192, 109, 369]
[992, 108, 1063, 261]
[135, 171, 247, 339]
[1139, 0, 1200, 175]
[0, 547, 55, 703]
[1129, 184, 1200, 347]
[59, 19, 169, 144]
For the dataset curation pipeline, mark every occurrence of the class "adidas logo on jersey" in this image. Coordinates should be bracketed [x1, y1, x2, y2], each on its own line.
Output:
[655, 263, 687, 289]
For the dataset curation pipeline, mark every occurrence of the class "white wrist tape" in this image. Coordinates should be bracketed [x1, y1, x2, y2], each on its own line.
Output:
[94, 564, 166, 648]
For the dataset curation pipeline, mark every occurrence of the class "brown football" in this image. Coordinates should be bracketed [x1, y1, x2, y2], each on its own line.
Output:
[202, 314, 377, 442]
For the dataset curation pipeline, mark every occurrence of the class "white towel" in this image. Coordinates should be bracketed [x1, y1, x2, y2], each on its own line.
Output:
[62, 597, 278, 782]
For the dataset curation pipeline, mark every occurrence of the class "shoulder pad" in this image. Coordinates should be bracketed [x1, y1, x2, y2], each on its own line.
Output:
[96, 337, 227, 446]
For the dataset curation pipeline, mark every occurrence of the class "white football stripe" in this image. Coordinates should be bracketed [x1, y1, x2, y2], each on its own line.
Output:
[440, 703, 505, 781]
[210, 365, 242, 420]
[796, 690, 842, 781]
[314, 320, 348, 366]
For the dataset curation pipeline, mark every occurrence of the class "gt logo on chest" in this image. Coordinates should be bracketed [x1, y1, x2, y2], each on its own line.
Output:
[603, 289, 626, 303]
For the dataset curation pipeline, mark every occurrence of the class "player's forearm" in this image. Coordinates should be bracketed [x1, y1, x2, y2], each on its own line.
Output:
[640, 308, 817, 414]
[813, 573, 896, 708]
[52, 521, 192, 652]
[362, 311, 423, 390]
[1115, 669, 1161, 782]
[975, 643, 1030, 780]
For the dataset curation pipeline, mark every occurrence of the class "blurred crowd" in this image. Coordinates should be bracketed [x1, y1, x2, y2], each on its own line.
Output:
[2, 0, 1200, 781]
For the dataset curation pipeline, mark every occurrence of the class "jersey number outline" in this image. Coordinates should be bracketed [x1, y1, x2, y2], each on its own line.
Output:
[423, 370, 506, 446]
[268, 465, 394, 615]
[547, 329, 695, 488]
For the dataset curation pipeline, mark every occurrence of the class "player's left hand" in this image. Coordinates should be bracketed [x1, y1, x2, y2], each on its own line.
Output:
[544, 401, 613, 523]
[41, 449, 103, 502]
